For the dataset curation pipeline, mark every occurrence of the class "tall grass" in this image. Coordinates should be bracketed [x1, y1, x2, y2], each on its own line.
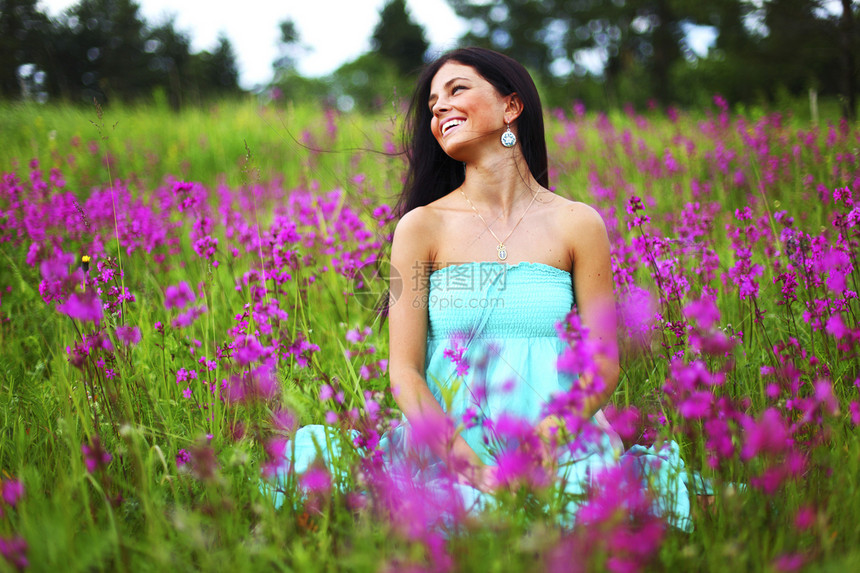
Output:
[0, 97, 858, 571]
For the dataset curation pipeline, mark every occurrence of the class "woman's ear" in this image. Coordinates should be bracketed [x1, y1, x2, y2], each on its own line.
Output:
[504, 92, 524, 124]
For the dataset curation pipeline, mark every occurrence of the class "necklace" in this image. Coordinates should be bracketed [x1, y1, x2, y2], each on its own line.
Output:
[460, 189, 540, 261]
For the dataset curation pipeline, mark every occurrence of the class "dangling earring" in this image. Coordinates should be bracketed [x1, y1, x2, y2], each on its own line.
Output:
[500, 121, 516, 148]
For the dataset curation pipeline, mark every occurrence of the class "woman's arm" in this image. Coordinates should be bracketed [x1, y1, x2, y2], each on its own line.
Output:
[388, 208, 496, 490]
[537, 203, 619, 440]
[568, 204, 620, 415]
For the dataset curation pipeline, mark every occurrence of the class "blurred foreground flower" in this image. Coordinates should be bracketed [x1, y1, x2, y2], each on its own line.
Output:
[0, 536, 28, 571]
[57, 292, 103, 324]
[82, 435, 112, 473]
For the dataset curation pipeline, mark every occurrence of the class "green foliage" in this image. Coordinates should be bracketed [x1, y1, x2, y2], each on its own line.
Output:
[0, 0, 242, 107]
[327, 53, 407, 112]
[371, 0, 430, 76]
[447, 0, 858, 114]
[0, 0, 52, 98]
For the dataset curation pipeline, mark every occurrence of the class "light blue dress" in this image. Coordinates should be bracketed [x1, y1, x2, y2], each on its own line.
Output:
[269, 261, 694, 530]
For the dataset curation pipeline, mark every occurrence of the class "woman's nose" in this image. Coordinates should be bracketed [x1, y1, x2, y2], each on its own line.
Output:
[432, 98, 450, 116]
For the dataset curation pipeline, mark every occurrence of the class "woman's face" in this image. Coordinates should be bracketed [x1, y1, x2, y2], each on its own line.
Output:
[427, 62, 510, 160]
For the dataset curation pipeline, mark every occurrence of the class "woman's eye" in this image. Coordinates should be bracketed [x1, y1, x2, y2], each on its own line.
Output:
[452, 85, 465, 94]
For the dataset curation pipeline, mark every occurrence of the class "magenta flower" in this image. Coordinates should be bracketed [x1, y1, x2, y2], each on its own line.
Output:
[683, 297, 720, 330]
[1, 479, 23, 506]
[772, 553, 806, 572]
[825, 313, 848, 339]
[82, 435, 112, 473]
[443, 342, 469, 378]
[794, 505, 816, 530]
[164, 281, 195, 310]
[0, 535, 28, 570]
[319, 384, 334, 401]
[271, 409, 296, 433]
[115, 325, 141, 346]
[850, 402, 860, 426]
[617, 285, 657, 347]
[299, 465, 332, 493]
[171, 304, 207, 328]
[741, 408, 789, 461]
[57, 292, 103, 323]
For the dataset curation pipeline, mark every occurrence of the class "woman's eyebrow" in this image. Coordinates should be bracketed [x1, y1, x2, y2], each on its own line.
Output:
[428, 76, 471, 106]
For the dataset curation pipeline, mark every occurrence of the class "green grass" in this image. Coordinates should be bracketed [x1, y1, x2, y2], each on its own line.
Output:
[0, 97, 858, 571]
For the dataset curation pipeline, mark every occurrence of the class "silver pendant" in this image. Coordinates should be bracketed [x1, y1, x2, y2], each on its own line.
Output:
[500, 127, 516, 148]
[497, 244, 507, 260]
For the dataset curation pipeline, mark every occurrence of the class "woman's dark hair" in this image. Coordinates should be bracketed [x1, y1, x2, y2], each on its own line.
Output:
[396, 47, 549, 216]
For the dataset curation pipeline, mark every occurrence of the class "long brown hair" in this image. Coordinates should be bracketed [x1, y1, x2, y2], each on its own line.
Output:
[395, 47, 549, 216]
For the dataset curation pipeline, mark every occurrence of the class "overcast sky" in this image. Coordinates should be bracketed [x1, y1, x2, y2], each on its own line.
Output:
[40, 0, 469, 89]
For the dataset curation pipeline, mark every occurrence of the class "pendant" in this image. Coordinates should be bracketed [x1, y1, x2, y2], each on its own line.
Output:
[497, 244, 507, 260]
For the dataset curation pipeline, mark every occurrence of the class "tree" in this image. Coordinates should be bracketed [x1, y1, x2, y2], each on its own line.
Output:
[447, 0, 558, 78]
[839, 0, 858, 119]
[758, 0, 840, 98]
[0, 0, 51, 98]
[447, 0, 695, 105]
[371, 0, 429, 75]
[209, 34, 240, 91]
[146, 16, 193, 109]
[43, 0, 152, 103]
[187, 33, 240, 99]
[446, 0, 857, 110]
[273, 18, 305, 77]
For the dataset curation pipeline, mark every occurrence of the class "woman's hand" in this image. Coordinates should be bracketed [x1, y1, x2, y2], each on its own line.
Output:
[536, 415, 563, 474]
[459, 463, 499, 493]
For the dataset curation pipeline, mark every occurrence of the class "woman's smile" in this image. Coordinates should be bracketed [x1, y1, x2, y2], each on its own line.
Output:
[441, 118, 466, 136]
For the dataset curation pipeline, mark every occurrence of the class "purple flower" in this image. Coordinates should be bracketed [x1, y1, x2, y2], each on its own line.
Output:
[683, 297, 720, 330]
[814, 380, 839, 416]
[82, 435, 112, 473]
[57, 292, 103, 323]
[443, 342, 470, 378]
[115, 325, 141, 346]
[0, 535, 28, 570]
[794, 506, 816, 530]
[176, 449, 191, 467]
[271, 409, 296, 433]
[825, 313, 848, 339]
[164, 281, 195, 310]
[171, 304, 207, 328]
[319, 384, 334, 401]
[772, 553, 806, 572]
[299, 466, 331, 493]
[1, 479, 23, 506]
[741, 408, 789, 461]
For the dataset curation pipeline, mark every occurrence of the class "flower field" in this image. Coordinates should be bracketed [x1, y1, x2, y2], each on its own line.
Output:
[0, 97, 858, 572]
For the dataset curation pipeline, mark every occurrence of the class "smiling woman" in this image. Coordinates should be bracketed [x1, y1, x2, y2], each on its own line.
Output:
[269, 46, 701, 531]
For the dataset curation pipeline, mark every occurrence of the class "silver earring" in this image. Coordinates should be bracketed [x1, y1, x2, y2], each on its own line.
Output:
[500, 122, 516, 148]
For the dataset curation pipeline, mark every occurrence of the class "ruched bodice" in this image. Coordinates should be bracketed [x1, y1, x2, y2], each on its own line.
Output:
[427, 262, 573, 340]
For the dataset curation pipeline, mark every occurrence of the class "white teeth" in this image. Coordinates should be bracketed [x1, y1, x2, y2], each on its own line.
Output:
[442, 119, 464, 135]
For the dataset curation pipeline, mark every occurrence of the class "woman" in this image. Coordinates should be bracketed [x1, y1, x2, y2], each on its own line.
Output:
[387, 46, 622, 493]
[273, 47, 694, 528]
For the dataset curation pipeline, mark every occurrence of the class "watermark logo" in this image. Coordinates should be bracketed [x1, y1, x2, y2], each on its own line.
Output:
[350, 260, 401, 311]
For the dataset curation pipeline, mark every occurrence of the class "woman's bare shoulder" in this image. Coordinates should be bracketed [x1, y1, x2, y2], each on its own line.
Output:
[393, 191, 462, 241]
[544, 195, 610, 259]
[393, 205, 442, 239]
[391, 205, 445, 266]
[543, 194, 606, 231]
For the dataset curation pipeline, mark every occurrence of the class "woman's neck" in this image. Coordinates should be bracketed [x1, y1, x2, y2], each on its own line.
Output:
[460, 152, 540, 218]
